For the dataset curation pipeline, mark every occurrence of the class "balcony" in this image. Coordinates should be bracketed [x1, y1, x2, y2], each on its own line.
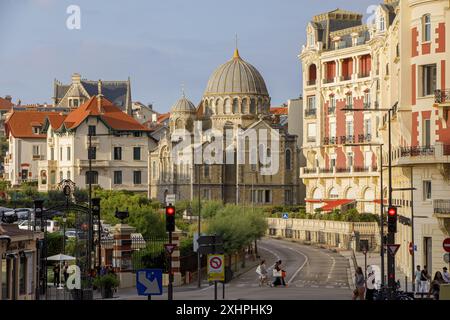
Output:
[305, 108, 317, 118]
[323, 78, 334, 84]
[433, 199, 450, 235]
[340, 135, 355, 144]
[323, 137, 337, 146]
[363, 103, 371, 110]
[328, 106, 336, 115]
[391, 143, 450, 166]
[307, 79, 317, 86]
[300, 165, 378, 178]
[357, 134, 372, 143]
[435, 89, 450, 104]
[340, 75, 352, 82]
[75, 159, 111, 168]
[306, 136, 316, 143]
[32, 154, 44, 160]
[358, 72, 370, 79]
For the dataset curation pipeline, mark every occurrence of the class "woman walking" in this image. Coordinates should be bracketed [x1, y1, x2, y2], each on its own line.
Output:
[429, 271, 445, 300]
[272, 261, 282, 287]
[352, 267, 365, 300]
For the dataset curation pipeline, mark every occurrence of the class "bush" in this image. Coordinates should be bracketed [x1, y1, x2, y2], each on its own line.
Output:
[93, 273, 120, 289]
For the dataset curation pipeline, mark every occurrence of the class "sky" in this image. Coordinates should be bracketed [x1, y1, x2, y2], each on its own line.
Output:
[0, 0, 375, 112]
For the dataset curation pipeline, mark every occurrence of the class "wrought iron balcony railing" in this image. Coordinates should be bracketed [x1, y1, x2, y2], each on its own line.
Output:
[400, 146, 435, 157]
[305, 108, 317, 117]
[323, 78, 335, 84]
[357, 134, 372, 143]
[307, 79, 317, 86]
[303, 167, 318, 174]
[328, 106, 336, 114]
[363, 103, 371, 109]
[435, 89, 450, 104]
[358, 72, 370, 78]
[434, 199, 450, 214]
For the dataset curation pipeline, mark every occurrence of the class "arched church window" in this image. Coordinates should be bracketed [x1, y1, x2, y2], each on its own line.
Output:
[224, 98, 231, 114]
[242, 98, 248, 114]
[250, 99, 256, 114]
[232, 98, 239, 114]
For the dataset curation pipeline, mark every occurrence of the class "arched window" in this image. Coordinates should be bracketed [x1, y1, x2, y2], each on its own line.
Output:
[329, 187, 339, 199]
[241, 98, 248, 114]
[423, 14, 431, 42]
[40, 170, 47, 185]
[232, 98, 239, 114]
[224, 98, 231, 114]
[215, 98, 221, 114]
[285, 149, 292, 170]
[176, 118, 183, 129]
[50, 171, 56, 185]
[85, 171, 98, 185]
[257, 98, 263, 113]
[250, 99, 256, 114]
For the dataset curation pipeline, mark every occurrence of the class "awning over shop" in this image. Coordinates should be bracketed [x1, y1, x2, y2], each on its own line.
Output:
[319, 199, 354, 212]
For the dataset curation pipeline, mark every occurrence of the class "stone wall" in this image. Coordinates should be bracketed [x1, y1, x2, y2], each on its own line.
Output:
[267, 218, 380, 251]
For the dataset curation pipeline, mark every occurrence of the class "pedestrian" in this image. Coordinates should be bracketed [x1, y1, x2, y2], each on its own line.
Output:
[442, 267, 450, 283]
[53, 263, 60, 287]
[429, 271, 445, 300]
[365, 266, 376, 300]
[420, 265, 430, 298]
[278, 260, 287, 287]
[352, 267, 365, 300]
[272, 261, 282, 287]
[63, 262, 69, 284]
[414, 265, 422, 294]
[256, 260, 269, 287]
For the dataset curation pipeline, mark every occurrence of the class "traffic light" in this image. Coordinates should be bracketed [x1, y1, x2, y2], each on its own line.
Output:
[387, 206, 397, 233]
[165, 205, 175, 232]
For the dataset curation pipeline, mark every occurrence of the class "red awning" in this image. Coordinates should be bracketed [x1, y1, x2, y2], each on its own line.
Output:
[306, 199, 323, 203]
[319, 199, 354, 212]
[373, 199, 388, 204]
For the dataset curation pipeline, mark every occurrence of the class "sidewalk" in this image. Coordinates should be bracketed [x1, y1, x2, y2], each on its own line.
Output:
[94, 253, 262, 300]
[340, 250, 413, 292]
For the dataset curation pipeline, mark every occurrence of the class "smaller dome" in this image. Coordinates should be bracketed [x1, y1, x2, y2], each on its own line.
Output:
[170, 96, 196, 113]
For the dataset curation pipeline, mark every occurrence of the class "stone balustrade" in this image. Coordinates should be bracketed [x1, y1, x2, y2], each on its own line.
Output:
[267, 218, 380, 251]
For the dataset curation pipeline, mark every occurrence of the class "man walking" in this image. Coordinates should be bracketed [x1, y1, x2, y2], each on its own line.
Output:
[414, 265, 422, 294]
[420, 265, 430, 298]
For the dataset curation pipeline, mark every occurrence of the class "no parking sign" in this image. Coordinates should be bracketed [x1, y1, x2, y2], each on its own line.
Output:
[207, 254, 224, 282]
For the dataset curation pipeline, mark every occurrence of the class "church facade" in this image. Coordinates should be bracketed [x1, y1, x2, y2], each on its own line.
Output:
[148, 49, 302, 206]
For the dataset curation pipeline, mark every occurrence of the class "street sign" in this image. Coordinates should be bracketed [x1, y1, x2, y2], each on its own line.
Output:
[443, 238, 450, 253]
[166, 194, 176, 206]
[207, 254, 225, 282]
[387, 244, 400, 256]
[136, 269, 163, 296]
[282, 213, 289, 219]
[198, 245, 224, 255]
[444, 253, 450, 264]
[164, 243, 177, 254]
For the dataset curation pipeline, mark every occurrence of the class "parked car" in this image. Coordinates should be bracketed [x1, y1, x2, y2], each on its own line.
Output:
[0, 207, 13, 222]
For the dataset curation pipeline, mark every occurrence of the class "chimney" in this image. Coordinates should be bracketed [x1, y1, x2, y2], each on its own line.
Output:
[5, 95, 12, 102]
[97, 79, 103, 113]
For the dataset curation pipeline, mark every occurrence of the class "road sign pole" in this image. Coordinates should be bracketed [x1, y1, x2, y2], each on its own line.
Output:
[214, 281, 217, 300]
[168, 230, 173, 301]
[222, 281, 225, 299]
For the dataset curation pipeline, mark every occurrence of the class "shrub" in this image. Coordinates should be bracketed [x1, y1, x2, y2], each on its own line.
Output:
[93, 273, 120, 289]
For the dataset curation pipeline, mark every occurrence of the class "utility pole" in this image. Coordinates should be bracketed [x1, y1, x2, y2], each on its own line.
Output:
[197, 163, 202, 288]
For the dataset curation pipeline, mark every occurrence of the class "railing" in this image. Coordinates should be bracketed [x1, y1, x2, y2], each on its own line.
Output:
[336, 167, 351, 173]
[323, 78, 334, 84]
[306, 136, 316, 143]
[363, 103, 371, 110]
[400, 146, 435, 157]
[319, 168, 334, 174]
[323, 137, 337, 145]
[307, 79, 317, 86]
[434, 199, 450, 214]
[328, 106, 336, 115]
[353, 166, 370, 173]
[340, 135, 355, 144]
[341, 75, 352, 81]
[358, 72, 370, 78]
[303, 167, 318, 174]
[435, 89, 450, 104]
[357, 134, 372, 143]
[305, 108, 317, 117]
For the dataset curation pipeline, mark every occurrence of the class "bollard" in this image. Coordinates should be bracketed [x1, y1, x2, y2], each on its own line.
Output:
[405, 276, 408, 292]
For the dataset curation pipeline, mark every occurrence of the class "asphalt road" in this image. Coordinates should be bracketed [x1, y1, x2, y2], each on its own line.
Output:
[123, 238, 353, 300]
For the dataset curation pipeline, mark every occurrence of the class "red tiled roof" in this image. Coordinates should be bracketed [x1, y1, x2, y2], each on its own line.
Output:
[46, 114, 66, 129]
[320, 199, 354, 212]
[0, 97, 14, 110]
[157, 113, 170, 123]
[270, 107, 288, 115]
[5, 110, 62, 138]
[57, 96, 150, 132]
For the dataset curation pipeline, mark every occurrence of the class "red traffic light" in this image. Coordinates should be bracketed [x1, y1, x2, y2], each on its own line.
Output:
[166, 206, 175, 216]
[388, 207, 397, 216]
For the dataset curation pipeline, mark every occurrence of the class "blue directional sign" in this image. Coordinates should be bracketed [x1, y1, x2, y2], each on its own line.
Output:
[282, 213, 289, 219]
[136, 269, 163, 296]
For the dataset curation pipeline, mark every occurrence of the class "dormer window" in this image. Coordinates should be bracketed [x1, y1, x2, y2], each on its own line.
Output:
[32, 126, 41, 134]
[68, 98, 80, 107]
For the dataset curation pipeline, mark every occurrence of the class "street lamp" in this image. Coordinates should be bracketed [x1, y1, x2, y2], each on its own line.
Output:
[344, 141, 385, 286]
[343, 102, 398, 292]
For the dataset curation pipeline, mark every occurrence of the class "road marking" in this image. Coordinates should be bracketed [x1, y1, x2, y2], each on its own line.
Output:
[268, 243, 309, 285]
[326, 254, 336, 282]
